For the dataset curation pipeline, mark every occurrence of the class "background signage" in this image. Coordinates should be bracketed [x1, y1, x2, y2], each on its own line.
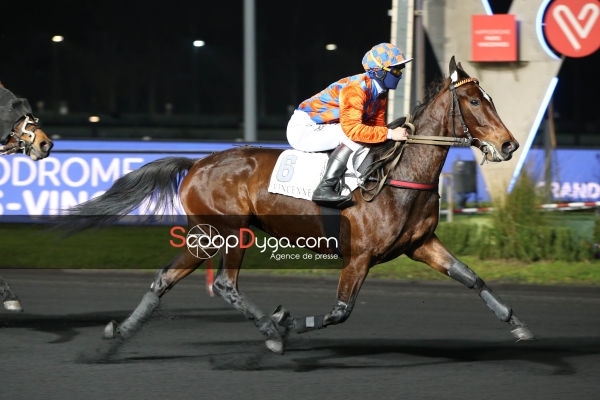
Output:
[0, 141, 282, 216]
[0, 141, 598, 216]
[471, 14, 518, 61]
[542, 0, 600, 58]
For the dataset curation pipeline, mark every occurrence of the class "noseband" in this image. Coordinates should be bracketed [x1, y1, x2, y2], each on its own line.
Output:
[1, 115, 39, 156]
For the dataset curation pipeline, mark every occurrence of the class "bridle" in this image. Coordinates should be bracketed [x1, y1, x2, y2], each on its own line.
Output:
[359, 76, 481, 200]
[0, 114, 40, 156]
[404, 76, 479, 148]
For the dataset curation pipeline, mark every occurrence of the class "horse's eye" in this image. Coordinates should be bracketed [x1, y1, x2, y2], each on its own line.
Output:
[470, 99, 480, 106]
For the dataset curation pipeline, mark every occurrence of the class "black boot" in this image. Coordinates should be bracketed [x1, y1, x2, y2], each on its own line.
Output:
[312, 143, 353, 208]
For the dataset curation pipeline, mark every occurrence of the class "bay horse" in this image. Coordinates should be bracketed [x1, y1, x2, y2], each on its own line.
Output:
[67, 57, 533, 354]
[0, 82, 54, 312]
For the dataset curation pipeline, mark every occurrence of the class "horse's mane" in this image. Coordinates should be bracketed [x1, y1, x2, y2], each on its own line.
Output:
[358, 76, 448, 173]
[411, 76, 447, 120]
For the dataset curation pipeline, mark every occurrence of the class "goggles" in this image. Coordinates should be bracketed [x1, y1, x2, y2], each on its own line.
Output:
[384, 66, 404, 77]
[366, 51, 405, 77]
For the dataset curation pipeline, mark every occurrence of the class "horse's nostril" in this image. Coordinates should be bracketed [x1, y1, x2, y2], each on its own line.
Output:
[41, 140, 54, 152]
[502, 141, 518, 155]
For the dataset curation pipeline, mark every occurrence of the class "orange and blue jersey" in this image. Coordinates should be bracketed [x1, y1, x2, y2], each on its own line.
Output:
[297, 73, 389, 143]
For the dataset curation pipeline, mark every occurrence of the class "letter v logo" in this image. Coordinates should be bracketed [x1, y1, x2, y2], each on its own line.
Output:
[543, 0, 600, 57]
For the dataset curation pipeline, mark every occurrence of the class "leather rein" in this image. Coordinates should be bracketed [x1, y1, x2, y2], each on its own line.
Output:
[360, 77, 479, 201]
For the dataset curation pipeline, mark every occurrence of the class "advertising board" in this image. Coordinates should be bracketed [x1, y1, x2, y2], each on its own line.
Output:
[471, 14, 519, 62]
[0, 140, 598, 216]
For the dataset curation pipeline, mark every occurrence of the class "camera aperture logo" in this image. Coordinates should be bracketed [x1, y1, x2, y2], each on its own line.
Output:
[169, 224, 340, 261]
[184, 224, 222, 259]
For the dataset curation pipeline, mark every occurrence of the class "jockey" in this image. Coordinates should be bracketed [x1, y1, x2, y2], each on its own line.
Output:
[286, 42, 413, 208]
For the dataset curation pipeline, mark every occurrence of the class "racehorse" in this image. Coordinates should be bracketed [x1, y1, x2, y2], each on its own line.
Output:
[67, 57, 533, 354]
[0, 82, 54, 312]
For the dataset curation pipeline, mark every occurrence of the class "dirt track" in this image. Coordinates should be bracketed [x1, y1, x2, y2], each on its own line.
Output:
[1, 269, 599, 400]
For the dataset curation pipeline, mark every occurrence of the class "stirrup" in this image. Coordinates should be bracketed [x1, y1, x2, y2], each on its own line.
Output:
[312, 192, 353, 208]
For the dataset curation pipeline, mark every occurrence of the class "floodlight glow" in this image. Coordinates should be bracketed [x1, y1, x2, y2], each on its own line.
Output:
[508, 76, 559, 192]
[325, 43, 338, 51]
[51, 35, 64, 43]
[193, 40, 205, 47]
[88, 115, 100, 123]
[535, 0, 560, 60]
[480, 0, 493, 15]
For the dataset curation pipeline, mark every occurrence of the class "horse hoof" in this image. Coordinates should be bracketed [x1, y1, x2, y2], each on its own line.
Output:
[258, 314, 286, 354]
[511, 326, 534, 341]
[271, 305, 288, 323]
[265, 338, 284, 354]
[271, 305, 293, 336]
[3, 299, 23, 312]
[103, 320, 118, 339]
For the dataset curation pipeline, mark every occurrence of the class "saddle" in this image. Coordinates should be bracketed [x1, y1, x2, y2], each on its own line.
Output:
[267, 148, 368, 201]
[266, 143, 396, 201]
[268, 117, 410, 201]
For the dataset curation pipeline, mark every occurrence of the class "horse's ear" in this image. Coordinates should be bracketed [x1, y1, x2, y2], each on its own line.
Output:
[0, 81, 4, 88]
[449, 56, 458, 82]
[457, 61, 471, 76]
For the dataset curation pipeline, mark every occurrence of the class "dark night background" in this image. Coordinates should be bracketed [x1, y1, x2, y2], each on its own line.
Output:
[0, 0, 598, 143]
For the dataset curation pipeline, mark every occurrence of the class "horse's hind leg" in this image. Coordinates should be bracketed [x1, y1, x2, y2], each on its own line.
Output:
[0, 277, 23, 312]
[212, 248, 288, 354]
[103, 251, 202, 340]
[410, 235, 534, 341]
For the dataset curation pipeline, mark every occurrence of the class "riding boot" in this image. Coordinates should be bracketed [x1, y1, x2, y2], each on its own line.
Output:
[312, 143, 353, 208]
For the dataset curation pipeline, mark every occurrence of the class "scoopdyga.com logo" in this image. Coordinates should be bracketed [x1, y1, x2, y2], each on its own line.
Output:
[171, 221, 341, 261]
[185, 224, 222, 259]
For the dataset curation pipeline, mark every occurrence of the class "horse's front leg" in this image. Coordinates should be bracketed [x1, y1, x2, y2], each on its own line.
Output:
[0, 277, 23, 312]
[409, 234, 534, 341]
[279, 254, 370, 334]
[212, 248, 289, 354]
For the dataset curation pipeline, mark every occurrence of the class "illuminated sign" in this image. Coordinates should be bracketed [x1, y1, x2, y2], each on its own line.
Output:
[447, 148, 600, 202]
[541, 0, 600, 58]
[0, 141, 598, 217]
[471, 14, 518, 61]
[0, 154, 146, 215]
[0, 140, 285, 216]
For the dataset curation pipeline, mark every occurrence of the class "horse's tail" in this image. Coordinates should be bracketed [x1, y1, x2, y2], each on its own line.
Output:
[65, 157, 195, 231]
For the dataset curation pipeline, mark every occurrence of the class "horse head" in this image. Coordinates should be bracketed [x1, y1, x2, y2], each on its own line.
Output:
[447, 57, 519, 162]
[0, 83, 53, 160]
[5, 115, 54, 160]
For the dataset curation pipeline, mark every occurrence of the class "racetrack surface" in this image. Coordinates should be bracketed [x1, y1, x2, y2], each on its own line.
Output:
[1, 269, 599, 400]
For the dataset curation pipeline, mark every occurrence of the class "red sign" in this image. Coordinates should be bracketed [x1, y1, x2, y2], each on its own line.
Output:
[471, 14, 518, 62]
[543, 0, 600, 58]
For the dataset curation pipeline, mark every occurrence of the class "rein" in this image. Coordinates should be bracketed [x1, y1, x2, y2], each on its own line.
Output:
[405, 135, 471, 147]
[0, 142, 19, 155]
[359, 77, 480, 201]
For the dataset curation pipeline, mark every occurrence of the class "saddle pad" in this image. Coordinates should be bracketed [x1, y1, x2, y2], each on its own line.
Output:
[268, 149, 366, 201]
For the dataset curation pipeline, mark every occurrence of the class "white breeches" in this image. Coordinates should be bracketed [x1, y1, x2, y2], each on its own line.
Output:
[286, 110, 362, 152]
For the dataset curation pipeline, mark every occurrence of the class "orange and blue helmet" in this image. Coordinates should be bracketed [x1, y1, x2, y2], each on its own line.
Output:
[362, 43, 412, 90]
[362, 43, 412, 70]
